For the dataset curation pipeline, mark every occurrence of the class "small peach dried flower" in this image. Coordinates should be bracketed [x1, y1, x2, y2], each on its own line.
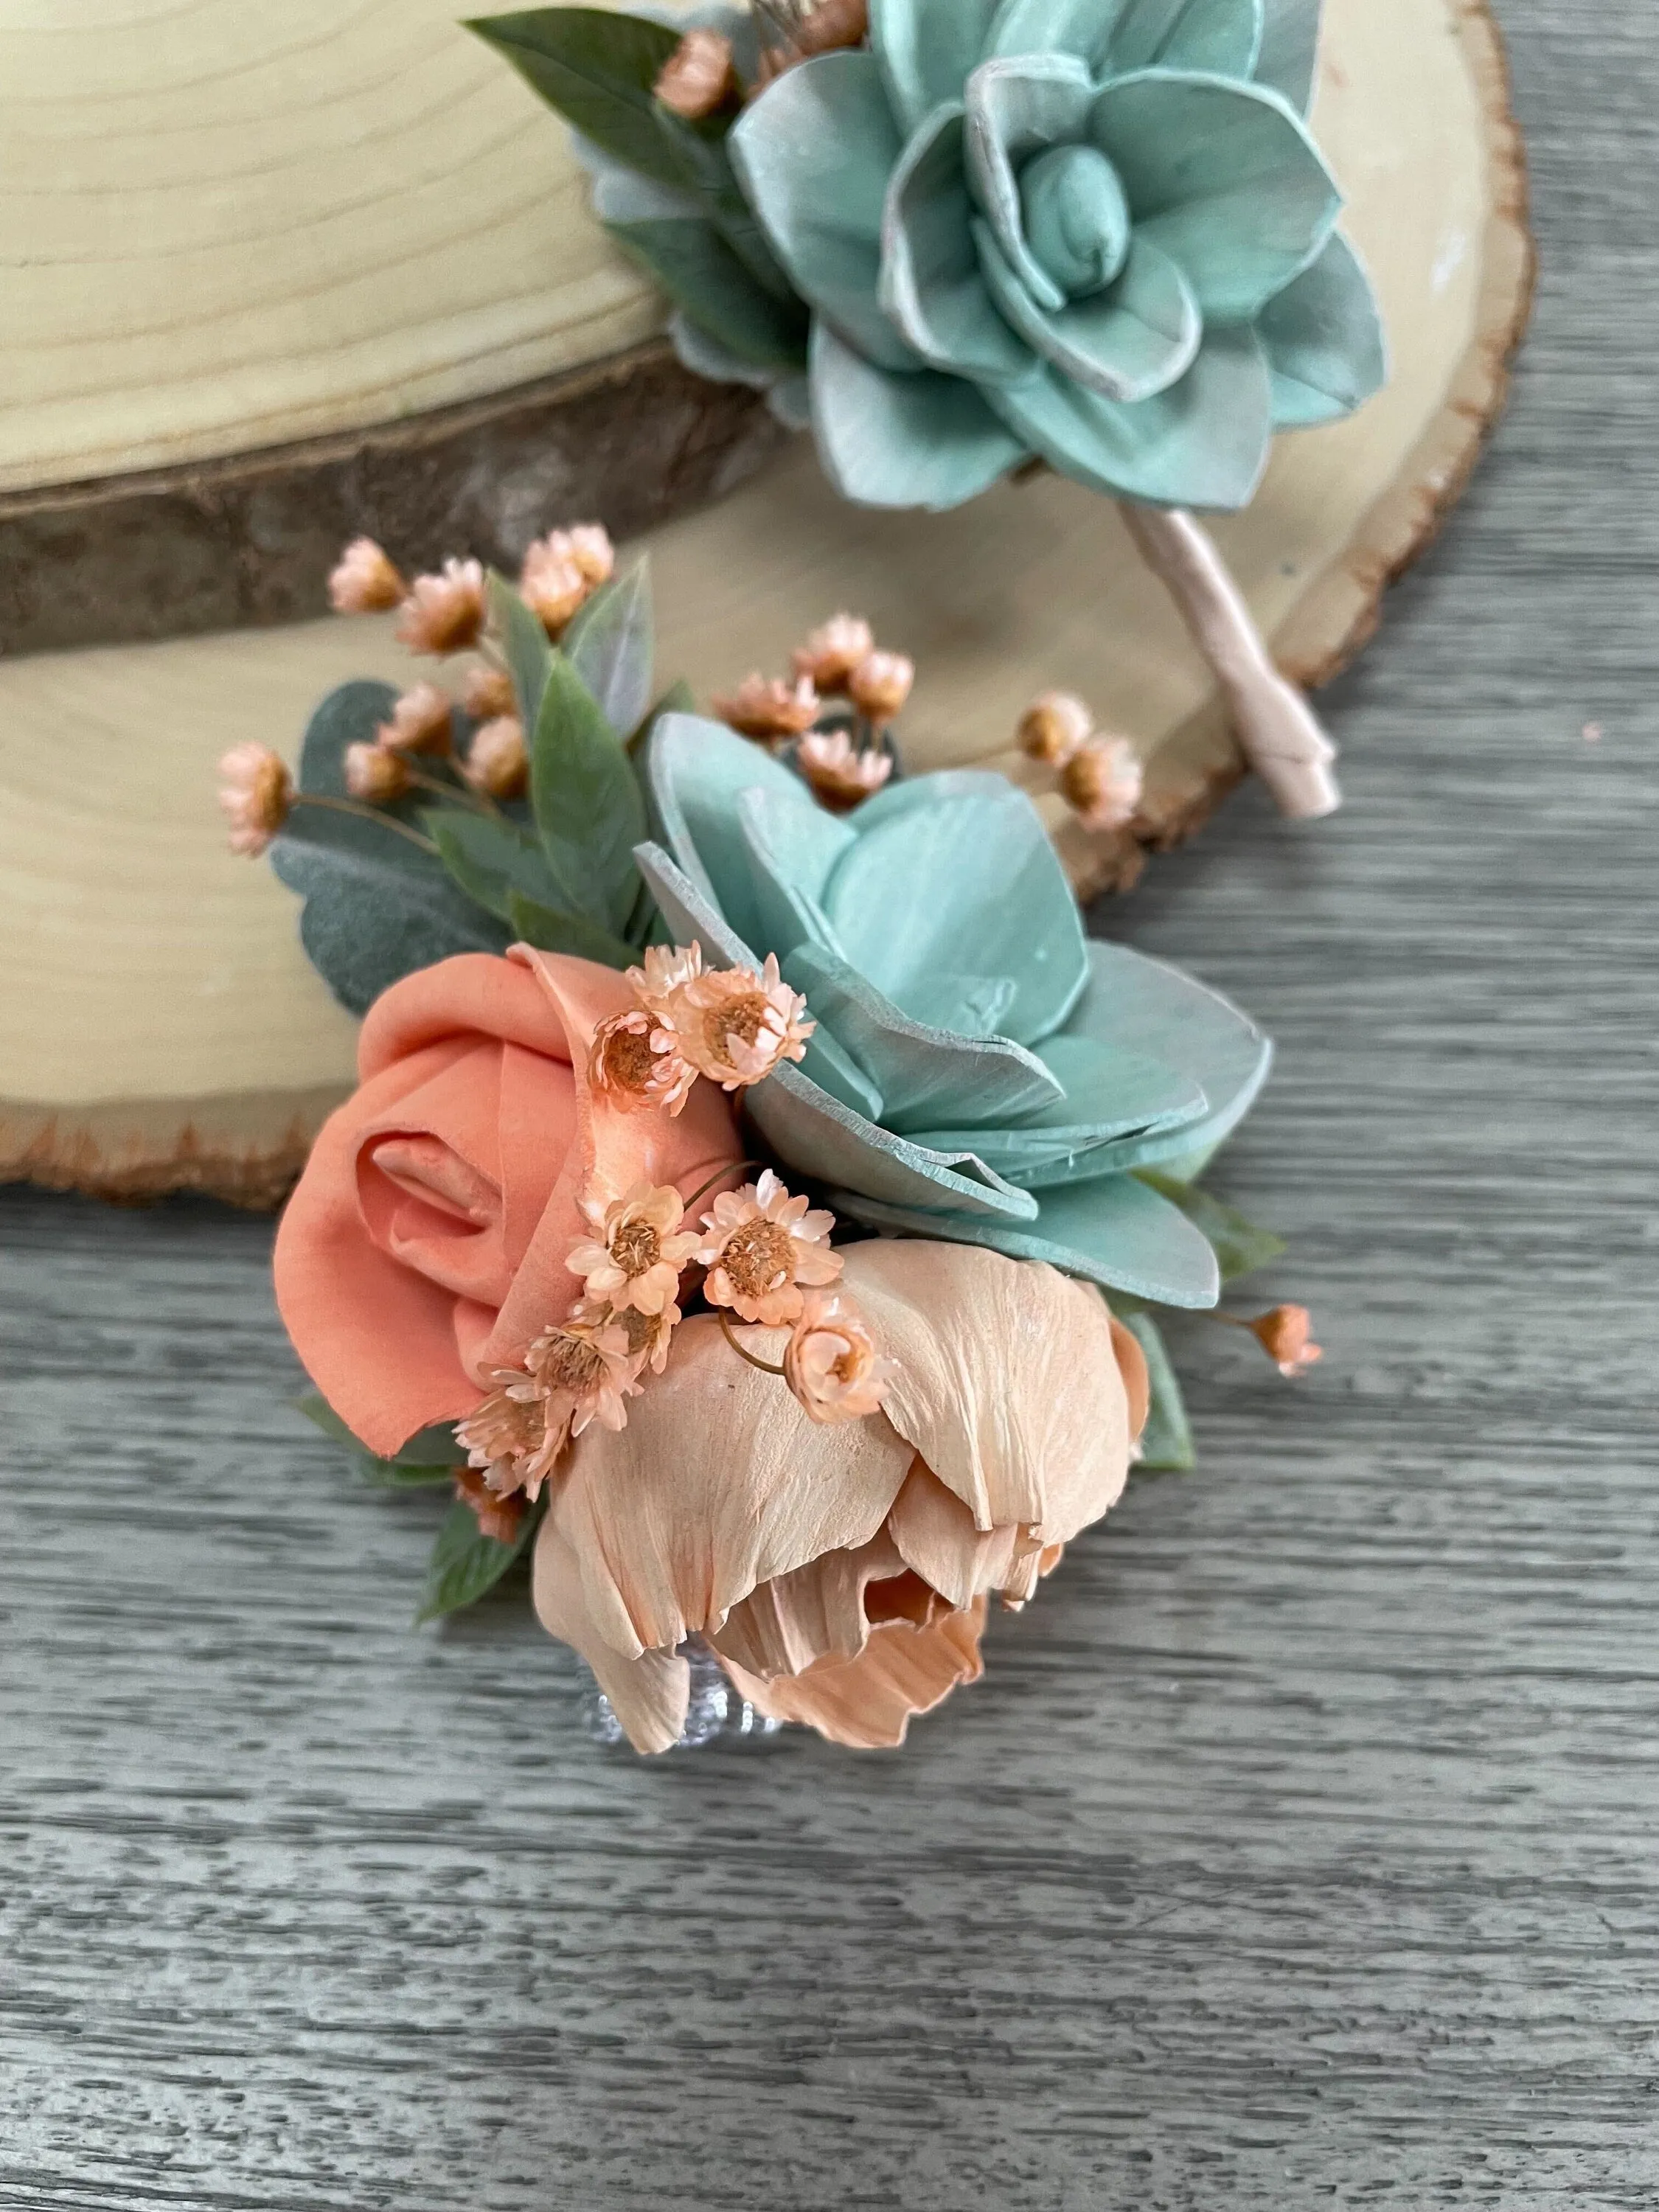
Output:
[796, 728, 893, 811]
[627, 941, 704, 1016]
[588, 1006, 698, 1116]
[792, 612, 874, 693]
[519, 543, 588, 636]
[714, 672, 821, 740]
[377, 681, 454, 757]
[698, 1169, 842, 1326]
[462, 663, 516, 721]
[783, 1285, 896, 1424]
[847, 649, 914, 726]
[464, 715, 528, 799]
[344, 741, 411, 804]
[218, 742, 293, 856]
[1059, 732, 1144, 832]
[1018, 689, 1092, 765]
[672, 953, 813, 1089]
[566, 1182, 700, 1317]
[525, 1312, 642, 1442]
[1250, 1304, 1324, 1378]
[396, 558, 487, 655]
[457, 1373, 565, 1502]
[654, 27, 737, 117]
[455, 1466, 526, 1545]
[328, 537, 406, 614]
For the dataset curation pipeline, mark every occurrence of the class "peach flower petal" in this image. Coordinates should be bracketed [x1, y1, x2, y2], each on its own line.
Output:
[534, 1514, 690, 1755]
[884, 1459, 1034, 1610]
[718, 1599, 987, 1750]
[707, 1528, 913, 1678]
[539, 1313, 916, 1660]
[1110, 1313, 1151, 1444]
[837, 1240, 1132, 1538]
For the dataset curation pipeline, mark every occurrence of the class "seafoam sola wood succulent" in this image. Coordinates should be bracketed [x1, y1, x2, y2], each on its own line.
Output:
[474, 0, 1385, 819]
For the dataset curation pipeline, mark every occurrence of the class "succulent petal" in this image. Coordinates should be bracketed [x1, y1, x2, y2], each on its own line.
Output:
[1258, 228, 1388, 428]
[1089, 70, 1341, 321]
[878, 102, 1033, 383]
[988, 321, 1274, 507]
[730, 51, 917, 371]
[975, 220, 1202, 403]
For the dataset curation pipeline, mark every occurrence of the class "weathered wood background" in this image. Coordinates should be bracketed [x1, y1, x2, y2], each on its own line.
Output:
[3, 4, 1655, 2202]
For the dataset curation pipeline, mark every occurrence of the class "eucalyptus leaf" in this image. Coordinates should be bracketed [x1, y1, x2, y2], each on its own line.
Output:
[271, 683, 507, 1016]
[507, 892, 638, 970]
[1114, 1310, 1196, 1474]
[417, 1496, 541, 1624]
[1135, 1170, 1286, 1282]
[489, 571, 555, 731]
[467, 8, 689, 187]
[530, 654, 648, 933]
[425, 805, 563, 923]
[632, 676, 694, 754]
[563, 559, 657, 740]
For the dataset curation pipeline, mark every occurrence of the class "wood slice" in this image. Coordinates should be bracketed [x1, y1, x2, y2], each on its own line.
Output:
[0, 0, 1531, 1206]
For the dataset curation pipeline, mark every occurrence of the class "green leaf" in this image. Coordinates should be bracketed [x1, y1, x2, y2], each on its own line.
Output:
[632, 675, 694, 751]
[294, 1391, 362, 1450]
[563, 558, 656, 740]
[507, 891, 637, 970]
[651, 108, 802, 302]
[467, 8, 689, 188]
[1135, 1171, 1286, 1282]
[1115, 1311, 1196, 1474]
[269, 683, 508, 1015]
[529, 653, 648, 933]
[608, 215, 810, 369]
[417, 1496, 541, 1624]
[425, 805, 564, 923]
[294, 1396, 460, 1485]
[488, 571, 555, 731]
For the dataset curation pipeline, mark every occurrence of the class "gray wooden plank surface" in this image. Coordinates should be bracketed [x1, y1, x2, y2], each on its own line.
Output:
[4, 4, 1657, 2203]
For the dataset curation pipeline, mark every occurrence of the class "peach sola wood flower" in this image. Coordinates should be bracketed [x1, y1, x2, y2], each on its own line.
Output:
[532, 1239, 1150, 1753]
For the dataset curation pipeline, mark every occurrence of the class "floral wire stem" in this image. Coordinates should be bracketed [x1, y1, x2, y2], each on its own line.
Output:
[718, 1310, 788, 1377]
[681, 1159, 765, 1211]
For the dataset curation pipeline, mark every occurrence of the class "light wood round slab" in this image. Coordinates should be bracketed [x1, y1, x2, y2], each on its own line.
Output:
[0, 0, 1531, 1204]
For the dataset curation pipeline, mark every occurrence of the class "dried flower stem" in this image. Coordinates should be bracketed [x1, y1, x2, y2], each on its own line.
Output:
[719, 1310, 787, 1376]
[399, 759, 501, 819]
[295, 793, 439, 854]
[681, 1159, 764, 1211]
[1116, 504, 1340, 820]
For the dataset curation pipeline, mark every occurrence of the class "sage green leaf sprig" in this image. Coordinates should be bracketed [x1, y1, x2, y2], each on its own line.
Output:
[222, 526, 684, 1016]
[470, 6, 813, 423]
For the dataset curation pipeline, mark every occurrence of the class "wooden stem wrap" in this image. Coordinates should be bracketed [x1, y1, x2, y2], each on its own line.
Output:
[1118, 503, 1343, 821]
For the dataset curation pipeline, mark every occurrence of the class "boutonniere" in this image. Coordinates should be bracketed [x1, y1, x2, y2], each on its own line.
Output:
[468, 0, 1385, 817]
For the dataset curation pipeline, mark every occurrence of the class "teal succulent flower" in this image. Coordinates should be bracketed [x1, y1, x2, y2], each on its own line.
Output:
[635, 714, 1271, 1307]
[727, 0, 1385, 510]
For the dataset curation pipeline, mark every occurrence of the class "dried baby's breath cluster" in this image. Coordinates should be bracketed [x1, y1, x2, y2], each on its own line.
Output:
[1018, 689, 1145, 835]
[218, 524, 616, 855]
[714, 611, 911, 812]
[455, 940, 897, 1528]
[332, 526, 616, 798]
